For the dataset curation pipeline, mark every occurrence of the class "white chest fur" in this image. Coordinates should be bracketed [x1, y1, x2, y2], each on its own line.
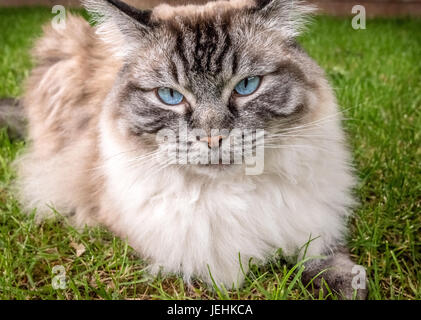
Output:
[98, 115, 355, 286]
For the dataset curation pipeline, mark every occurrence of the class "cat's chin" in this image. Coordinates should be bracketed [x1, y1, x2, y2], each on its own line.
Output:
[182, 163, 244, 178]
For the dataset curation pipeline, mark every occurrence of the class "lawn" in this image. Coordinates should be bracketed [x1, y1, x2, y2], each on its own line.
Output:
[0, 7, 420, 300]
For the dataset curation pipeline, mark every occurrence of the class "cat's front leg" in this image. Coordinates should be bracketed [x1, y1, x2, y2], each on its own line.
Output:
[301, 247, 368, 300]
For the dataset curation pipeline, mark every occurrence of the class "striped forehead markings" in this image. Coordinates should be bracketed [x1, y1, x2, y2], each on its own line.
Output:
[171, 19, 234, 77]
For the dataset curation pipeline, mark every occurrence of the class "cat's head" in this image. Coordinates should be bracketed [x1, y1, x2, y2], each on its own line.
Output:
[85, 0, 329, 176]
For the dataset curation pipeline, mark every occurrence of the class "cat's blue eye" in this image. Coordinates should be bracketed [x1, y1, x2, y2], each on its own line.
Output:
[157, 87, 184, 105]
[234, 76, 261, 96]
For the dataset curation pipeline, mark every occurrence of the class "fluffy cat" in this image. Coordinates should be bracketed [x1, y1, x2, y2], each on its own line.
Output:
[15, 0, 367, 299]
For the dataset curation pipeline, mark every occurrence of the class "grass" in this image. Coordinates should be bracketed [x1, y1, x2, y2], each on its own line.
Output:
[0, 7, 420, 300]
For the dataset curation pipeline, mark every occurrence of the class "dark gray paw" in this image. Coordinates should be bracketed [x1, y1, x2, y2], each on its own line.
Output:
[0, 98, 26, 139]
[302, 252, 368, 300]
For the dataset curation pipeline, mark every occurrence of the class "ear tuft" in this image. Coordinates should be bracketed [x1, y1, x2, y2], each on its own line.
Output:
[253, 0, 317, 38]
[82, 0, 154, 58]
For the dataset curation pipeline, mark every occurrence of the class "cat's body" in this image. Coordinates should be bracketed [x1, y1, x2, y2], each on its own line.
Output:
[16, 0, 367, 298]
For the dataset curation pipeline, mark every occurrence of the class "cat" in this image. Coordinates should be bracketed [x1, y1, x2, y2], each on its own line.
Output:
[15, 0, 367, 299]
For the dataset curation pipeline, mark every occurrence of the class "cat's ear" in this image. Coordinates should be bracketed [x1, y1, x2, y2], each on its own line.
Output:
[252, 0, 316, 38]
[82, 0, 155, 57]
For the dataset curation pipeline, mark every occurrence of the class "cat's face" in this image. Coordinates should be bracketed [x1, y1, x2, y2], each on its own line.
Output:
[87, 0, 320, 175]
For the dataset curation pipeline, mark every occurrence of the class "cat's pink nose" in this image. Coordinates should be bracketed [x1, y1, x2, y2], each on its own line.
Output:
[200, 135, 224, 148]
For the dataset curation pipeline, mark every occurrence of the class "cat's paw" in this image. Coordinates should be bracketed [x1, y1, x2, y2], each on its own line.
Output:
[302, 253, 368, 300]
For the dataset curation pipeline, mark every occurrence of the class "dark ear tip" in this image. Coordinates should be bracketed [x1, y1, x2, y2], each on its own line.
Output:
[105, 0, 153, 26]
[254, 0, 274, 10]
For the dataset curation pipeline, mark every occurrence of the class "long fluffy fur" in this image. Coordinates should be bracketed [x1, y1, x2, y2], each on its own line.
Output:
[16, 1, 356, 287]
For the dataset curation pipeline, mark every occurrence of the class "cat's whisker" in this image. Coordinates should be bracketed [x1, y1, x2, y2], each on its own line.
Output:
[88, 148, 140, 171]
[261, 144, 337, 154]
[263, 134, 340, 142]
[124, 153, 168, 171]
[88, 148, 165, 173]
[101, 148, 139, 162]
[125, 157, 175, 192]
[88, 149, 158, 172]
[124, 150, 164, 165]
[269, 110, 356, 133]
[269, 115, 343, 134]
